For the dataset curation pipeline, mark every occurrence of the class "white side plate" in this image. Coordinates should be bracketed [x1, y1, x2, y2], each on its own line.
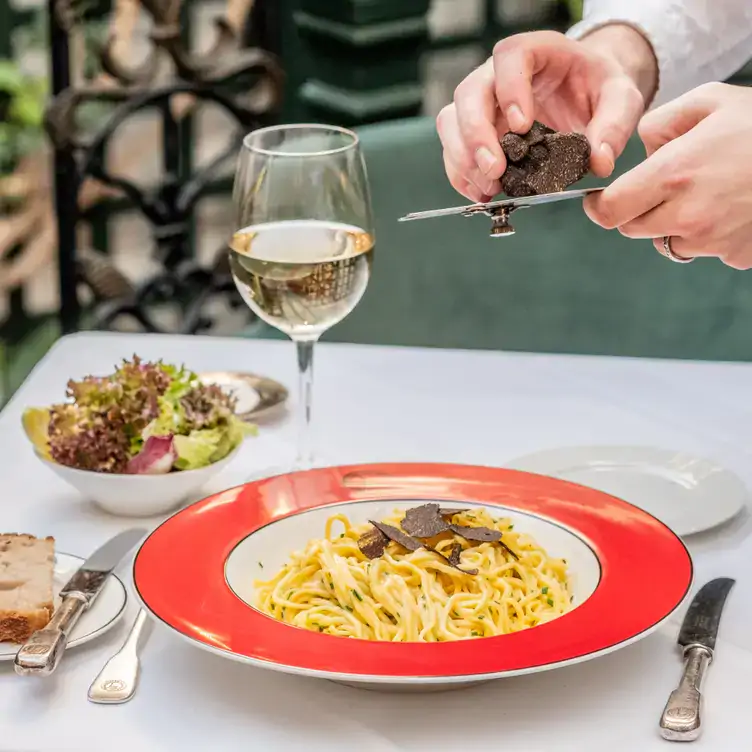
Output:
[199, 371, 288, 421]
[0, 552, 127, 660]
[506, 446, 747, 537]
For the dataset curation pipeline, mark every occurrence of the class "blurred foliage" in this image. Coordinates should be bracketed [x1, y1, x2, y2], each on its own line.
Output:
[564, 0, 583, 22]
[2, 6, 114, 177]
[0, 59, 46, 175]
[16, 5, 110, 80]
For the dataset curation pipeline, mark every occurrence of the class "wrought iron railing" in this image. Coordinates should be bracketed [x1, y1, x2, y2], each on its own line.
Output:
[44, 0, 283, 335]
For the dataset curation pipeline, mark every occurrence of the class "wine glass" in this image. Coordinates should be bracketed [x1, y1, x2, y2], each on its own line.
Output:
[230, 125, 374, 470]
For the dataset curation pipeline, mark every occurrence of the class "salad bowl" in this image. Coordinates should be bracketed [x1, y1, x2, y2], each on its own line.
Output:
[23, 356, 255, 516]
[38, 444, 240, 516]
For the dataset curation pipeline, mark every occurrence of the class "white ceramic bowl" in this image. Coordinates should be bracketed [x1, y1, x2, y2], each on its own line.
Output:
[38, 445, 240, 517]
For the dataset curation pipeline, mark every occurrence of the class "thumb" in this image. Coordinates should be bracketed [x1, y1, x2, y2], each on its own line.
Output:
[586, 78, 645, 177]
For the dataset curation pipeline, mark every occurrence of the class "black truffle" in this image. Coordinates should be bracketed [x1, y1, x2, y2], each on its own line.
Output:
[448, 543, 463, 567]
[449, 524, 502, 542]
[401, 503, 450, 538]
[367, 520, 478, 574]
[501, 120, 590, 198]
[450, 524, 519, 561]
[438, 507, 470, 519]
[429, 542, 477, 575]
[358, 525, 389, 559]
[370, 521, 423, 552]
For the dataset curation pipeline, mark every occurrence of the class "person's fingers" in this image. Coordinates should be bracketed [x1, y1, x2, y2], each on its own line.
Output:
[443, 151, 487, 203]
[443, 152, 485, 202]
[586, 77, 645, 177]
[638, 82, 730, 156]
[583, 135, 693, 229]
[650, 236, 717, 261]
[652, 232, 752, 270]
[618, 203, 672, 239]
[438, 105, 501, 196]
[617, 196, 718, 243]
[491, 31, 577, 135]
[584, 170, 663, 229]
[717, 236, 752, 270]
[453, 60, 507, 179]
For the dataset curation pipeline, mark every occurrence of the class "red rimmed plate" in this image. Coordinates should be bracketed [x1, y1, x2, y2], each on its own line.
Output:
[133, 463, 693, 689]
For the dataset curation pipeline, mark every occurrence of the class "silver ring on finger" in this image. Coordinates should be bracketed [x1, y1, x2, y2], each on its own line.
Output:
[661, 236, 694, 264]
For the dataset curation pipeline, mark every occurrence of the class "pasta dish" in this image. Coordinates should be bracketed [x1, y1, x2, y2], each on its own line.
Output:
[255, 504, 571, 642]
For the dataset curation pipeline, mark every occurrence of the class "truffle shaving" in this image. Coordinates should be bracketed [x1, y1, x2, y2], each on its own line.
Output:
[401, 503, 450, 538]
[370, 521, 422, 552]
[357, 525, 389, 559]
[449, 524, 502, 542]
[438, 507, 470, 518]
[450, 524, 519, 560]
[448, 543, 463, 567]
[427, 543, 477, 575]
[368, 521, 477, 574]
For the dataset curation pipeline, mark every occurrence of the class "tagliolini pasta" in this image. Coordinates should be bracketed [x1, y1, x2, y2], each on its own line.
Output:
[255, 507, 572, 642]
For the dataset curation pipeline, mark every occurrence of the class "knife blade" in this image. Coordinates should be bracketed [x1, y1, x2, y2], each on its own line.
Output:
[659, 577, 735, 742]
[398, 186, 604, 222]
[14, 528, 146, 676]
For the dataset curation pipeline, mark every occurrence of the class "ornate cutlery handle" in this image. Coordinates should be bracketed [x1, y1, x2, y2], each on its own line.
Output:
[14, 594, 88, 676]
[660, 645, 712, 741]
[88, 609, 151, 704]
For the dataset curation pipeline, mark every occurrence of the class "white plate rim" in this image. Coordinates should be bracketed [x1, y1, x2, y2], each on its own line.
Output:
[505, 445, 748, 537]
[134, 569, 688, 686]
[0, 551, 128, 660]
[133, 496, 693, 686]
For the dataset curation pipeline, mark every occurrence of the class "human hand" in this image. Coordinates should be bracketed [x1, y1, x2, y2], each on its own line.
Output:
[585, 83, 752, 269]
[436, 28, 652, 203]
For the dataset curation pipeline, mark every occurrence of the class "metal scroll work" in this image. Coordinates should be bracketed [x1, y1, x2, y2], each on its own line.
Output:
[45, 0, 284, 334]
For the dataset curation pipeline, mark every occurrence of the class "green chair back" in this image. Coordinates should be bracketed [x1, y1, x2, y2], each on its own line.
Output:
[260, 117, 752, 361]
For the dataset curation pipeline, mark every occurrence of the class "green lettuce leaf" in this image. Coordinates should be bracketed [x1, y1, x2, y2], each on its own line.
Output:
[173, 418, 256, 470]
[160, 363, 200, 404]
[143, 398, 185, 441]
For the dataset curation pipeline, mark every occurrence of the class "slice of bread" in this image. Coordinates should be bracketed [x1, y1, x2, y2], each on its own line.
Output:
[0, 534, 55, 643]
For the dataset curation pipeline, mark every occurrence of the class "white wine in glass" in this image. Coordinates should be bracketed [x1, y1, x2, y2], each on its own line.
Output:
[230, 125, 374, 469]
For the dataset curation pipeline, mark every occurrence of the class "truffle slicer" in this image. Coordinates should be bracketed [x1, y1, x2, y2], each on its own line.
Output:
[398, 187, 604, 237]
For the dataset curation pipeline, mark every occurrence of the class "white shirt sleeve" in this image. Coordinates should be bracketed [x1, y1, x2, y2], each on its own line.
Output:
[567, 0, 752, 106]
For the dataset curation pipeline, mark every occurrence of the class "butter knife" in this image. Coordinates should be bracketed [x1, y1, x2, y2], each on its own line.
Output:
[659, 577, 735, 741]
[88, 608, 152, 704]
[14, 528, 146, 676]
[398, 187, 603, 237]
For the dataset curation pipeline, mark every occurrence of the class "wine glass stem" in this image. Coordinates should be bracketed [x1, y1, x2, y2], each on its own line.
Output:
[294, 338, 317, 469]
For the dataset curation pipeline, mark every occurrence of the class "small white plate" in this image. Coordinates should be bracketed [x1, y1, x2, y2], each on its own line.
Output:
[199, 371, 288, 421]
[0, 552, 128, 661]
[201, 373, 261, 414]
[506, 446, 748, 537]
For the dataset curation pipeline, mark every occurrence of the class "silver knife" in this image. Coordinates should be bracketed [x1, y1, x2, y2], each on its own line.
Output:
[14, 528, 146, 676]
[398, 187, 603, 237]
[659, 577, 735, 741]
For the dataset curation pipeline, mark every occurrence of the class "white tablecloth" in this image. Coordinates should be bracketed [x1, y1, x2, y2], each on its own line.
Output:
[1, 332, 751, 751]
